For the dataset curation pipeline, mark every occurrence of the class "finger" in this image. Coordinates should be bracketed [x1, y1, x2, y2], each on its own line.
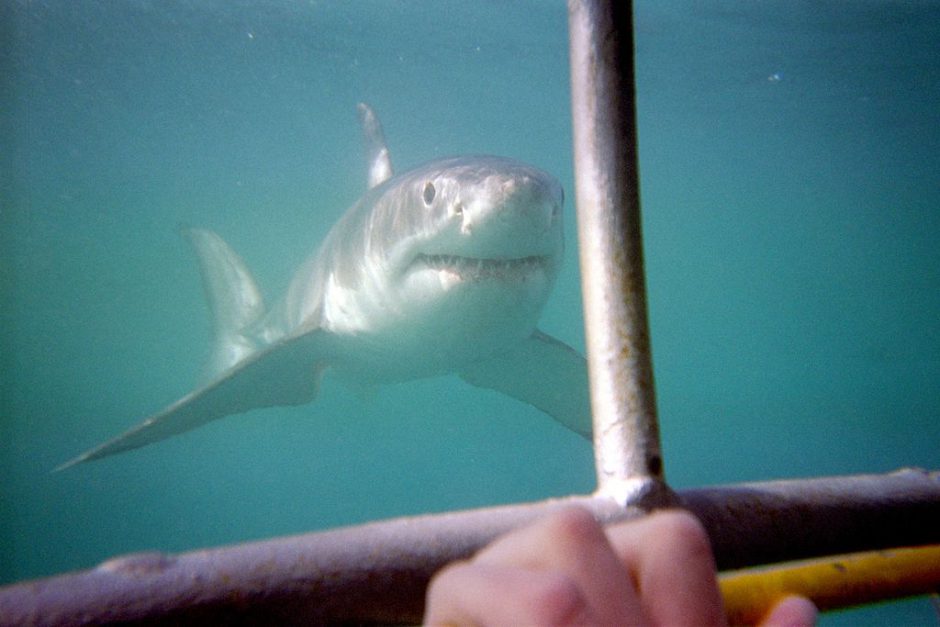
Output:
[474, 507, 647, 625]
[607, 510, 727, 627]
[757, 596, 817, 627]
[424, 561, 594, 626]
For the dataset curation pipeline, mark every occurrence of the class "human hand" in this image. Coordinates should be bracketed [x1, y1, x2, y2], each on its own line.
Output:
[424, 507, 816, 626]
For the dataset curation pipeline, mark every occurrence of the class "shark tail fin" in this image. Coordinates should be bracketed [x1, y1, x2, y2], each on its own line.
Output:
[357, 102, 393, 188]
[181, 227, 267, 379]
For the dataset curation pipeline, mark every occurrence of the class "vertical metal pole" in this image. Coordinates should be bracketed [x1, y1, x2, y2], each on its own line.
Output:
[568, 0, 668, 505]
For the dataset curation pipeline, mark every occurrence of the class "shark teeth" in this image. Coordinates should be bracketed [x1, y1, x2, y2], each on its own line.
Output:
[415, 254, 549, 280]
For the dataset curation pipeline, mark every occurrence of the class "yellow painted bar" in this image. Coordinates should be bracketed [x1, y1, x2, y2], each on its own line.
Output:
[720, 544, 940, 625]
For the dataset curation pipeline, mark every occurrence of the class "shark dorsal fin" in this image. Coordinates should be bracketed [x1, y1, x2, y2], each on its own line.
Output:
[357, 102, 393, 188]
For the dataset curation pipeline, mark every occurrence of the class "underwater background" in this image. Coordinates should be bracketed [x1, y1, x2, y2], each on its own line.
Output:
[2, 1, 938, 623]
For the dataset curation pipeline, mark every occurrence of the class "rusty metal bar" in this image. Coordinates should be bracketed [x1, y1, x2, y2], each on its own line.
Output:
[569, 0, 666, 505]
[1, 470, 938, 626]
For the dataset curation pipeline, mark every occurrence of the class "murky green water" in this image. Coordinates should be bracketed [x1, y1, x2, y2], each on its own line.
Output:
[2, 2, 938, 623]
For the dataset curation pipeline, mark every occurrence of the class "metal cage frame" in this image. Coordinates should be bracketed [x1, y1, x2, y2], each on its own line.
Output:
[2, 1, 938, 624]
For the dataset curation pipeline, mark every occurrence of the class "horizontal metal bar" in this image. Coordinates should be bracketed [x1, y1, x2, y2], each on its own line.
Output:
[682, 468, 940, 570]
[2, 468, 937, 626]
[1, 495, 631, 626]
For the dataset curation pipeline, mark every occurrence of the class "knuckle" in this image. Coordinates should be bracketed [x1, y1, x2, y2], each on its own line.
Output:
[523, 573, 591, 626]
[546, 506, 606, 547]
[652, 510, 713, 559]
[425, 559, 471, 598]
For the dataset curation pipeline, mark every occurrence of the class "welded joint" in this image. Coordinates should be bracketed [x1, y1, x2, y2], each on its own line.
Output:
[594, 475, 678, 510]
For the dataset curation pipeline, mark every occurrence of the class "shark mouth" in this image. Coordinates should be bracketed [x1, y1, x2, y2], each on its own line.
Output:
[414, 253, 551, 281]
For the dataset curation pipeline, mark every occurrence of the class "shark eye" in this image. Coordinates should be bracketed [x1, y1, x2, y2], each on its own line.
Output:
[422, 181, 436, 206]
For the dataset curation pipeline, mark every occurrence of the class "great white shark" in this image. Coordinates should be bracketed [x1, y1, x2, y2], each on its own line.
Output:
[57, 103, 590, 471]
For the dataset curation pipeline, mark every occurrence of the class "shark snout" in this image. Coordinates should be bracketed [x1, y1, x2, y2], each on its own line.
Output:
[448, 173, 563, 260]
[504, 177, 564, 220]
[498, 175, 563, 232]
[460, 174, 562, 233]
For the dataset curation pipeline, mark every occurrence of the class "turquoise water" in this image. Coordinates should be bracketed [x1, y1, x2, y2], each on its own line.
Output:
[2, 1, 938, 623]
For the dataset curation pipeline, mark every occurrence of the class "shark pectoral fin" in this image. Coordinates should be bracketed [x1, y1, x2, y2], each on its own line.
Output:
[459, 330, 592, 438]
[55, 330, 329, 471]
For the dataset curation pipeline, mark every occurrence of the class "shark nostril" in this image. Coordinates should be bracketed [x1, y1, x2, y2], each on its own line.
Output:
[453, 202, 470, 233]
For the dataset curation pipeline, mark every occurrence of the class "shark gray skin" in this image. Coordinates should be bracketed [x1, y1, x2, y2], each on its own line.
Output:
[57, 103, 590, 471]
